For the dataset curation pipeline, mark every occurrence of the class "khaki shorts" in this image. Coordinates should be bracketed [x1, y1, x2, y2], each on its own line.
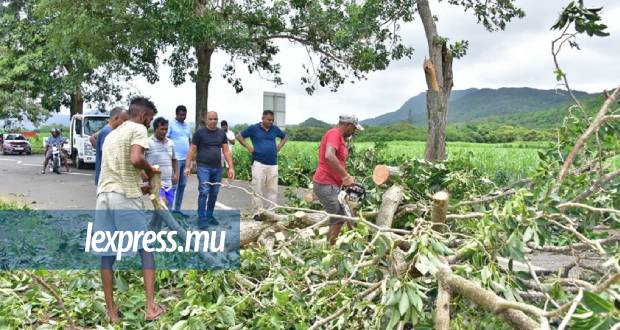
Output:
[313, 182, 345, 225]
[92, 192, 148, 257]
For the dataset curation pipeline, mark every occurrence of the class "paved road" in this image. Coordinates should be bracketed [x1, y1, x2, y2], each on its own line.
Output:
[0, 154, 289, 215]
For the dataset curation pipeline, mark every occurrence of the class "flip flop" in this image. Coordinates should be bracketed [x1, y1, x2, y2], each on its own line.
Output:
[145, 304, 166, 322]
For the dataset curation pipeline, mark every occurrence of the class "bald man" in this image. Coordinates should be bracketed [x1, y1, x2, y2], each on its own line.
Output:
[184, 111, 234, 229]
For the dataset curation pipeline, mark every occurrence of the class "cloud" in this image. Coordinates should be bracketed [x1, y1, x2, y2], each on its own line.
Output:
[111, 0, 619, 125]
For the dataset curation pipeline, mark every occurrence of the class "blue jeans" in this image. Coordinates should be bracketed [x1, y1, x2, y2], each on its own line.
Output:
[173, 160, 188, 211]
[197, 165, 222, 225]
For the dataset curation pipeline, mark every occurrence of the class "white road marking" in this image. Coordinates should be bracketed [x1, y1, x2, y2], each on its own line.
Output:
[67, 172, 92, 176]
[215, 202, 233, 210]
[2, 158, 92, 176]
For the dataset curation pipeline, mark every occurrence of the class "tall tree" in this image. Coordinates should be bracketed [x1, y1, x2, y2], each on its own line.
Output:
[0, 0, 161, 118]
[415, 0, 524, 161]
[160, 0, 414, 126]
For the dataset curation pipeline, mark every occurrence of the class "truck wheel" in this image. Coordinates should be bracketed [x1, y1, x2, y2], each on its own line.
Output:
[77, 158, 84, 169]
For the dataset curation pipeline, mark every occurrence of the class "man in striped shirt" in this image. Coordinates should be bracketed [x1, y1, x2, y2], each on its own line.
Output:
[146, 117, 179, 208]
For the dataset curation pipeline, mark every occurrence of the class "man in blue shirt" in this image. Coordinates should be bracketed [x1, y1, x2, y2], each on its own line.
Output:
[41, 128, 70, 174]
[167, 105, 193, 216]
[90, 107, 127, 185]
[237, 110, 288, 218]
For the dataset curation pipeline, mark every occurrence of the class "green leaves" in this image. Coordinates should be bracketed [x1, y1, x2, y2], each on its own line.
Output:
[374, 234, 393, 257]
[582, 291, 614, 313]
[398, 290, 410, 316]
[215, 305, 236, 326]
[503, 230, 525, 261]
[551, 1, 609, 37]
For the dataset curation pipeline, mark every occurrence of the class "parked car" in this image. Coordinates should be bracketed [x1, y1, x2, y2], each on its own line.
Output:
[2, 133, 32, 155]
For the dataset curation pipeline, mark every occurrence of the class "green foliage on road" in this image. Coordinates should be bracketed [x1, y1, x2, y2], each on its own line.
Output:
[1, 96, 618, 328]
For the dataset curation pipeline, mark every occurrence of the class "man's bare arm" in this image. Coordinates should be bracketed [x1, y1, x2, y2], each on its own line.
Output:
[89, 133, 98, 147]
[277, 135, 288, 152]
[325, 145, 353, 186]
[130, 145, 157, 178]
[184, 144, 197, 176]
[222, 143, 235, 181]
[236, 133, 253, 153]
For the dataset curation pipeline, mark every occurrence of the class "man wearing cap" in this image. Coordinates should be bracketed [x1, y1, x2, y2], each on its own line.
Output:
[312, 115, 363, 244]
[237, 110, 288, 218]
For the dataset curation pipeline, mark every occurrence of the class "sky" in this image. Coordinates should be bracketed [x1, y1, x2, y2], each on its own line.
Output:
[80, 0, 620, 126]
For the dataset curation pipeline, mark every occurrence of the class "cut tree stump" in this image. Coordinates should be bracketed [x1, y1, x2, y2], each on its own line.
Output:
[376, 185, 404, 228]
[372, 165, 402, 185]
[432, 191, 449, 233]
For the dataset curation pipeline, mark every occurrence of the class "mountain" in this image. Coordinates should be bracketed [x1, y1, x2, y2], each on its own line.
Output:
[298, 117, 331, 128]
[361, 87, 593, 127]
[0, 113, 72, 130]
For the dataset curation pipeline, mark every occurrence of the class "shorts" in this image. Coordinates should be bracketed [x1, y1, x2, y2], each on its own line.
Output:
[92, 192, 148, 257]
[313, 181, 345, 225]
[160, 185, 174, 207]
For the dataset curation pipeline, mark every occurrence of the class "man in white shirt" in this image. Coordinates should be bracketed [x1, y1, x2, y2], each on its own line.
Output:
[220, 120, 235, 170]
[145, 117, 179, 208]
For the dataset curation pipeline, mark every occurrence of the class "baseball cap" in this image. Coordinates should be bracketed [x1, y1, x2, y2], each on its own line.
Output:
[339, 114, 364, 131]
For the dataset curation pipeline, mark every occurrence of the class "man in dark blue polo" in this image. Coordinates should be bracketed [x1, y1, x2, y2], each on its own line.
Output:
[236, 110, 288, 217]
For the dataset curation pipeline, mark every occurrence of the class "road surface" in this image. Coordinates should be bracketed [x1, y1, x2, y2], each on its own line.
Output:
[0, 154, 289, 215]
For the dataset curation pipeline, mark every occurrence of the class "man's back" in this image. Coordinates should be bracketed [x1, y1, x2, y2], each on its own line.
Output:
[94, 125, 113, 185]
[97, 121, 149, 198]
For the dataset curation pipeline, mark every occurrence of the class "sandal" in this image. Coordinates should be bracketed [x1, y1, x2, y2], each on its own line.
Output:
[145, 304, 166, 322]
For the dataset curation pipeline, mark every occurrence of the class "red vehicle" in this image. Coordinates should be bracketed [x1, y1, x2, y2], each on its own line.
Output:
[2, 133, 32, 155]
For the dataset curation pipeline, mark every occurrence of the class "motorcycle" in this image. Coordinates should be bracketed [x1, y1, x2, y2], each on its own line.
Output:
[49, 142, 65, 174]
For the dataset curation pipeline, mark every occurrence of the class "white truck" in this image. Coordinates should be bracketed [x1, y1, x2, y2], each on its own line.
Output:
[44, 113, 109, 168]
[67, 112, 109, 169]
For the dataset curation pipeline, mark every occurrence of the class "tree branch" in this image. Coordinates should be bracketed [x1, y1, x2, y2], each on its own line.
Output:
[556, 85, 620, 189]
[573, 167, 620, 202]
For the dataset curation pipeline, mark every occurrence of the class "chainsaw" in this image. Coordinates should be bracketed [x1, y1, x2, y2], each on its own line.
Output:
[337, 183, 366, 217]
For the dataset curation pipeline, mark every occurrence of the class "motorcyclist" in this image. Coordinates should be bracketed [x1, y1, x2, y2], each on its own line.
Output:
[41, 128, 70, 174]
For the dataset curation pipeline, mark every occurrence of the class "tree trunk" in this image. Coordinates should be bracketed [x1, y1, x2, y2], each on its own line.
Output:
[195, 43, 214, 128]
[69, 88, 83, 118]
[431, 191, 449, 233]
[375, 185, 404, 228]
[416, 0, 454, 162]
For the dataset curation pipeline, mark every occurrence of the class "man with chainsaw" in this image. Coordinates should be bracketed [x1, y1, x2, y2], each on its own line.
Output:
[312, 114, 364, 245]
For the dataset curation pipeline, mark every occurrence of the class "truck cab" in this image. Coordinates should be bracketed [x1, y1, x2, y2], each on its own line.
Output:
[68, 113, 109, 169]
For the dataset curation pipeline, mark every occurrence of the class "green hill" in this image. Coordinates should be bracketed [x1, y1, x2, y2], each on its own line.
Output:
[361, 87, 593, 127]
[298, 117, 331, 128]
[477, 93, 604, 128]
